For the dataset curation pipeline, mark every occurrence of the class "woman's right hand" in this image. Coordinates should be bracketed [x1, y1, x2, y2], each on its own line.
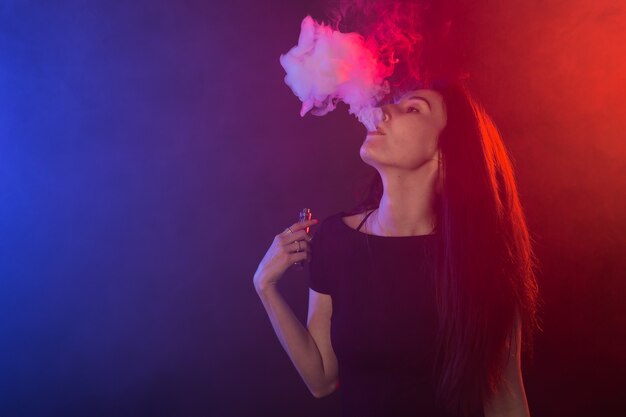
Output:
[253, 218, 318, 291]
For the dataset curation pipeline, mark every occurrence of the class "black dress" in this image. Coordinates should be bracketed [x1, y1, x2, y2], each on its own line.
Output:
[308, 210, 483, 417]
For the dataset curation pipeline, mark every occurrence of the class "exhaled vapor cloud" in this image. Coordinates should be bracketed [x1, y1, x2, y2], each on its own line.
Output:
[279, 15, 389, 132]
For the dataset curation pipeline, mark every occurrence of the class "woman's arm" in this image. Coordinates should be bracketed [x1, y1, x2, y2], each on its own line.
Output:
[255, 282, 337, 398]
[483, 311, 531, 417]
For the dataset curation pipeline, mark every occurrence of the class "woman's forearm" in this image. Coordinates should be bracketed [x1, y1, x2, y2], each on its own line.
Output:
[255, 282, 334, 397]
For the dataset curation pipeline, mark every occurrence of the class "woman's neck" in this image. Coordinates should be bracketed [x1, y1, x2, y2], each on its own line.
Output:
[368, 170, 438, 236]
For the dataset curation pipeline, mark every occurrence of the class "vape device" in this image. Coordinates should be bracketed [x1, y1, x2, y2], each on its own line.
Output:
[295, 208, 312, 269]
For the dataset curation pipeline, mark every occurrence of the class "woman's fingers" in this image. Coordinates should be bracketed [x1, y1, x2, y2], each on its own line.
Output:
[288, 249, 310, 264]
[255, 218, 317, 286]
[283, 228, 311, 244]
[276, 218, 317, 257]
[287, 239, 311, 254]
[283, 218, 318, 234]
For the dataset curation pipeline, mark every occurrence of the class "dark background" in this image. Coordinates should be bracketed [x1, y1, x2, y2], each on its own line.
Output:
[0, 0, 624, 416]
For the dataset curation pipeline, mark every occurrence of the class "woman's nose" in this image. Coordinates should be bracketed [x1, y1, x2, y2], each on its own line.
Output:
[380, 105, 392, 122]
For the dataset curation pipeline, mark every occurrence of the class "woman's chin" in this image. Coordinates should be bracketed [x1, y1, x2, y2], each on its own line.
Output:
[359, 146, 380, 166]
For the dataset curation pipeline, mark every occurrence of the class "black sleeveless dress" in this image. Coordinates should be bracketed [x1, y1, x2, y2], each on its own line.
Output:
[307, 210, 484, 417]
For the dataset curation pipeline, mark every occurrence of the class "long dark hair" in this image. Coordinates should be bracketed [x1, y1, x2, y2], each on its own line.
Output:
[347, 79, 543, 416]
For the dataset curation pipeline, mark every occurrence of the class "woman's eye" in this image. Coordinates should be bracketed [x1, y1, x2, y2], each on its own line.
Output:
[407, 106, 419, 113]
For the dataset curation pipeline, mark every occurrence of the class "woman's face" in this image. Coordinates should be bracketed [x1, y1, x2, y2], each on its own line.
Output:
[360, 88, 447, 171]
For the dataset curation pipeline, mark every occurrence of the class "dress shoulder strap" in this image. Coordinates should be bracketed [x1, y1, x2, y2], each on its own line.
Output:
[356, 209, 376, 232]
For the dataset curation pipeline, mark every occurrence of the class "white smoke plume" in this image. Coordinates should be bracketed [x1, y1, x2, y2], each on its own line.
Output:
[279, 15, 389, 132]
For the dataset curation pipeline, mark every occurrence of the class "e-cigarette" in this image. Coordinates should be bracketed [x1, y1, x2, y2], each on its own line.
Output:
[295, 208, 312, 269]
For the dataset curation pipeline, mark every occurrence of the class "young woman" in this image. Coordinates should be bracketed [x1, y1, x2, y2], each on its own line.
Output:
[253, 78, 542, 417]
